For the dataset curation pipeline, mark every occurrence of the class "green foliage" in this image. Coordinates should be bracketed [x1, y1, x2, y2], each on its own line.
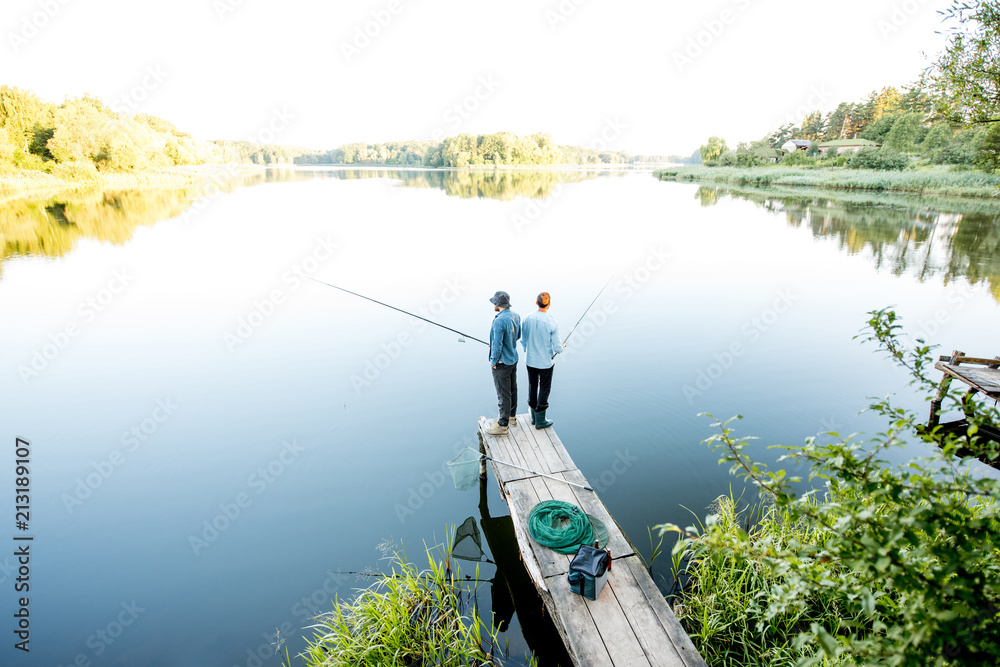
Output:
[926, 1, 1000, 124]
[859, 114, 897, 143]
[654, 164, 1000, 197]
[298, 537, 501, 666]
[884, 113, 928, 152]
[781, 150, 817, 167]
[848, 147, 908, 171]
[922, 123, 954, 152]
[975, 123, 1000, 171]
[699, 136, 729, 163]
[668, 495, 859, 667]
[662, 310, 1000, 666]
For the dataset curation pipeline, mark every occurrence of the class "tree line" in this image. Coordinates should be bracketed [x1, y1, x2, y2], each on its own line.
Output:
[696, 0, 1000, 172]
[296, 133, 639, 167]
[0, 85, 657, 178]
[0, 86, 318, 177]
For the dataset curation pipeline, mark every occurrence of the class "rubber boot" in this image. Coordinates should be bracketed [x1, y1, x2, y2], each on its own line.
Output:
[534, 409, 553, 429]
[529, 407, 537, 425]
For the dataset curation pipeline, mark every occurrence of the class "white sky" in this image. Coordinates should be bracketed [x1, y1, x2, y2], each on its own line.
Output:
[2, 0, 954, 156]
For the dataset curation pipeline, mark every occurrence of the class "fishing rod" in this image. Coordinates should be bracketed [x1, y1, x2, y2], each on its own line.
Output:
[304, 276, 489, 345]
[554, 275, 615, 358]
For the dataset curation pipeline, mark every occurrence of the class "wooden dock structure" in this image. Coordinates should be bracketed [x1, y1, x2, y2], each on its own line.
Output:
[477, 415, 707, 667]
[929, 350, 1000, 427]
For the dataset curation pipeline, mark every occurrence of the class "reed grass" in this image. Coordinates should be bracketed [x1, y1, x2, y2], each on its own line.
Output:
[671, 495, 859, 667]
[654, 165, 1000, 198]
[295, 538, 502, 667]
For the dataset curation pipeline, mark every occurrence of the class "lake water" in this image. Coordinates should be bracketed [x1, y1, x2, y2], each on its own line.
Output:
[2, 167, 998, 666]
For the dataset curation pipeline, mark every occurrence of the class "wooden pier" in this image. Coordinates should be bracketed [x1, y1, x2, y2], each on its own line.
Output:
[477, 415, 707, 667]
[929, 350, 1000, 427]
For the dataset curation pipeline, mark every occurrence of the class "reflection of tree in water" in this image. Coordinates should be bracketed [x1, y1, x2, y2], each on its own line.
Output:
[0, 168, 618, 275]
[327, 168, 613, 200]
[694, 183, 1000, 302]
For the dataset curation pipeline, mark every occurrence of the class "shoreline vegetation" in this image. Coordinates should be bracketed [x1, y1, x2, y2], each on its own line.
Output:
[653, 165, 1000, 198]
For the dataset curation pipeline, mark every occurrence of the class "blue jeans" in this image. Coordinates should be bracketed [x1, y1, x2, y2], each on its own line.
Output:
[491, 362, 517, 426]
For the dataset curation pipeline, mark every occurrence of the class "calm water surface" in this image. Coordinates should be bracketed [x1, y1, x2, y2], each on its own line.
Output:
[1, 167, 998, 666]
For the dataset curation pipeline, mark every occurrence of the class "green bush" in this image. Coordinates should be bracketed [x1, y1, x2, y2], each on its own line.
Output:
[781, 150, 816, 166]
[848, 147, 908, 171]
[664, 310, 1000, 667]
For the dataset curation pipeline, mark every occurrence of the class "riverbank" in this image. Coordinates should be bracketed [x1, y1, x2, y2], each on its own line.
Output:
[0, 164, 263, 201]
[654, 165, 1000, 198]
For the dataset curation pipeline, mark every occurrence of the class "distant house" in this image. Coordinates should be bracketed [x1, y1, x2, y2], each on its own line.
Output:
[753, 147, 790, 163]
[816, 138, 880, 154]
[780, 139, 813, 152]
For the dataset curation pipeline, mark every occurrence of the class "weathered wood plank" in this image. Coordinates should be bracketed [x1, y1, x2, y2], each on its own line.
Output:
[619, 557, 708, 667]
[504, 476, 571, 578]
[537, 420, 579, 471]
[523, 418, 577, 474]
[545, 570, 652, 667]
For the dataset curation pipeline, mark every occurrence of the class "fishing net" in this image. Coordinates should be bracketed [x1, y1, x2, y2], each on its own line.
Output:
[528, 500, 609, 554]
[447, 447, 484, 491]
[452, 517, 485, 562]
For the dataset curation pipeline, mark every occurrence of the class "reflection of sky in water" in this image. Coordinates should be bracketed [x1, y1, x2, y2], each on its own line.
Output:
[1, 169, 998, 666]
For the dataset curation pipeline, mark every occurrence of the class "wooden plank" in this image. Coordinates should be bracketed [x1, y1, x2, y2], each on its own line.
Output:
[499, 475, 550, 594]
[479, 416, 535, 485]
[618, 557, 708, 667]
[537, 421, 578, 471]
[523, 418, 576, 474]
[545, 569, 651, 667]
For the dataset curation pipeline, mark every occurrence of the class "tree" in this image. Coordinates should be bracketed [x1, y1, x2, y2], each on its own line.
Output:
[884, 112, 928, 152]
[927, 1, 1000, 124]
[800, 111, 826, 141]
[975, 122, 1000, 171]
[859, 114, 897, 143]
[872, 86, 902, 120]
[922, 123, 954, 152]
[699, 136, 728, 163]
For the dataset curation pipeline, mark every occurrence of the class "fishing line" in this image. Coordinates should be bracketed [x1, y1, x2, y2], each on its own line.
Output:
[304, 276, 489, 345]
[554, 275, 616, 357]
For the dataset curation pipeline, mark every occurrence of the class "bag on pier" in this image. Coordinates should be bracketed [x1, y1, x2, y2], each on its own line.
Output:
[568, 543, 611, 601]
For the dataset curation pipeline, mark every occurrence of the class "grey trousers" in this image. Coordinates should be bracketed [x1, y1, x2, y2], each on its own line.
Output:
[491, 362, 517, 426]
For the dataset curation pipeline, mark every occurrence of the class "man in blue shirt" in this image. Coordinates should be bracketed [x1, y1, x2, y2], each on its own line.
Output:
[487, 290, 521, 436]
[520, 292, 562, 429]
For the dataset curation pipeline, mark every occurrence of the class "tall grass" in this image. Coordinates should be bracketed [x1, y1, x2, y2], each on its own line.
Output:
[671, 495, 859, 667]
[654, 165, 1000, 198]
[295, 539, 502, 667]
